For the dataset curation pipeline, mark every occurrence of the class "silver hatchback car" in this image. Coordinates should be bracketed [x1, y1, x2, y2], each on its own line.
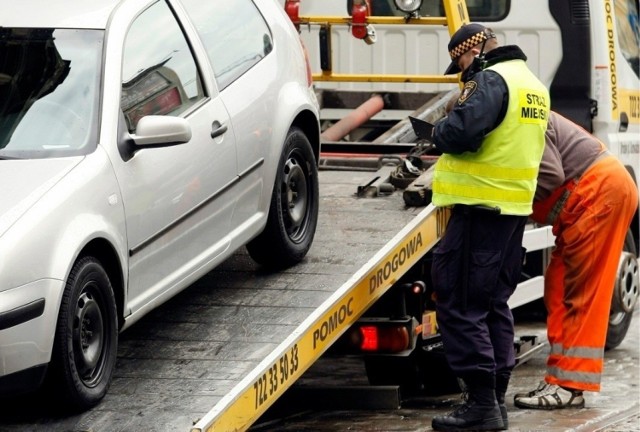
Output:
[0, 0, 320, 410]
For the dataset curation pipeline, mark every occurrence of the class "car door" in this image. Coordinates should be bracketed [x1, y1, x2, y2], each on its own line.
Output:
[180, 0, 276, 226]
[112, 0, 238, 313]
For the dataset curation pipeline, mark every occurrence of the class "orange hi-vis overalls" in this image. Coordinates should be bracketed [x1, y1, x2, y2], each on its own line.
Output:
[533, 152, 637, 392]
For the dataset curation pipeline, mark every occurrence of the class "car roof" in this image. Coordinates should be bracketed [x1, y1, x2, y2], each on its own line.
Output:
[0, 0, 126, 29]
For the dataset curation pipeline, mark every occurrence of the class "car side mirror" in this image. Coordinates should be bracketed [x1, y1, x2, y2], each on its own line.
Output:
[131, 115, 192, 147]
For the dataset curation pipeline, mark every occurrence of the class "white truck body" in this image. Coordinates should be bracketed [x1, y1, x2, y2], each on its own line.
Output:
[286, 0, 639, 179]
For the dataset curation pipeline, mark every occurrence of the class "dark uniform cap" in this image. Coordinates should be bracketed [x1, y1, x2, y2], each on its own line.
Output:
[444, 23, 495, 75]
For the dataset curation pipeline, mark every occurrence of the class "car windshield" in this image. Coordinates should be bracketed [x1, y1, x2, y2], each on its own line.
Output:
[0, 28, 102, 159]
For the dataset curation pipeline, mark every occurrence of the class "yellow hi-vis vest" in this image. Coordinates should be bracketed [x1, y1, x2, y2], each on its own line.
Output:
[432, 60, 549, 215]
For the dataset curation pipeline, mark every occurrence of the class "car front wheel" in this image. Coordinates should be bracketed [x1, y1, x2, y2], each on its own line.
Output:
[247, 126, 319, 269]
[47, 256, 118, 411]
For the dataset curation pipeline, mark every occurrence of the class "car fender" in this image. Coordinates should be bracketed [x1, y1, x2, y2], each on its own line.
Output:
[0, 147, 128, 311]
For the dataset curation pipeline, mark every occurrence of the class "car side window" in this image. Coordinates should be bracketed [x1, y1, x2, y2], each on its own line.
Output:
[181, 0, 273, 90]
[121, 1, 204, 132]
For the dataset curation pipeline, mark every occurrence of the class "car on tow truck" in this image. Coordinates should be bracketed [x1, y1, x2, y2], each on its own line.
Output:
[0, 0, 320, 411]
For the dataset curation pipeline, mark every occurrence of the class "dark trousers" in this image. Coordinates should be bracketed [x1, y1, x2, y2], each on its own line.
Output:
[431, 205, 526, 387]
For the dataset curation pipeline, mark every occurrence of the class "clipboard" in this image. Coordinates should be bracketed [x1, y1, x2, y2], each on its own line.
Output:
[409, 116, 435, 140]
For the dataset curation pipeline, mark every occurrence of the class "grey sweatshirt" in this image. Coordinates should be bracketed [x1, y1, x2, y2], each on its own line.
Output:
[535, 111, 605, 202]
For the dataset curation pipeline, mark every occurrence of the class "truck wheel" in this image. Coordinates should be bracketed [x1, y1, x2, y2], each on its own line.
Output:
[247, 127, 319, 269]
[47, 256, 118, 411]
[605, 230, 639, 350]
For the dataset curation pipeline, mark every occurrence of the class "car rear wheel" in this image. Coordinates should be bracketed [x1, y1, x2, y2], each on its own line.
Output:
[247, 127, 319, 268]
[47, 256, 118, 411]
[606, 230, 639, 350]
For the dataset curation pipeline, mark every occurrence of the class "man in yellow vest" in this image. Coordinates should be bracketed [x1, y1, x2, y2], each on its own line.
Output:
[429, 23, 549, 431]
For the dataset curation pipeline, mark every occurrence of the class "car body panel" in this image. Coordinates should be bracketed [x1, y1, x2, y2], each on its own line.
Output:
[0, 158, 81, 238]
[0, 147, 127, 289]
[0, 279, 65, 375]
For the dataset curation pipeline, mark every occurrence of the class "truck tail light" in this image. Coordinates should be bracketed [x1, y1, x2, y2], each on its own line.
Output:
[340, 317, 418, 354]
[360, 324, 410, 352]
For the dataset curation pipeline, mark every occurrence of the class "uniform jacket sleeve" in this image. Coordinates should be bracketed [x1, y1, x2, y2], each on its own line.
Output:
[432, 70, 508, 154]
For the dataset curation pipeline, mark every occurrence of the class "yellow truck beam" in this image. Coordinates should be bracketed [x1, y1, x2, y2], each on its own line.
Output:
[191, 204, 450, 432]
[296, 15, 448, 26]
[443, 0, 470, 36]
[313, 72, 459, 84]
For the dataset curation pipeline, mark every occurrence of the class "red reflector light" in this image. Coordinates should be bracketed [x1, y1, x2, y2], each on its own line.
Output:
[360, 326, 379, 351]
[359, 325, 410, 353]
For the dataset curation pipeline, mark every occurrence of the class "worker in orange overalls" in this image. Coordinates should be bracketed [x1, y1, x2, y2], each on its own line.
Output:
[514, 111, 638, 409]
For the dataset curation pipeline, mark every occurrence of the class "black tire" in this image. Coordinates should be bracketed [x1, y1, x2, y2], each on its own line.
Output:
[605, 230, 639, 350]
[47, 256, 118, 411]
[247, 127, 319, 269]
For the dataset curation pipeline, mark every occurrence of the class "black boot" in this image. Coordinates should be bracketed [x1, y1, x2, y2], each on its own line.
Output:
[495, 373, 509, 430]
[432, 386, 504, 431]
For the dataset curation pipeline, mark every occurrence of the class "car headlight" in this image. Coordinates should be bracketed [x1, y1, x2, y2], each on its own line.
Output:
[393, 0, 423, 13]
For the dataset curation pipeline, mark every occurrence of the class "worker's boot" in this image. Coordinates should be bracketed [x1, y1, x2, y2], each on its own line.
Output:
[495, 374, 509, 430]
[432, 384, 504, 431]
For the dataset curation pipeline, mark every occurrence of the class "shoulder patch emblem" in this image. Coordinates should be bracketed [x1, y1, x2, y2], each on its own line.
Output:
[458, 81, 478, 104]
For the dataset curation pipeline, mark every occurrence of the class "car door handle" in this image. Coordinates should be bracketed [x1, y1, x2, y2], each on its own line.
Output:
[211, 121, 228, 139]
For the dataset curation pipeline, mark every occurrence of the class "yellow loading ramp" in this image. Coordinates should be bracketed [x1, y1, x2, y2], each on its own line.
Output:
[192, 204, 450, 432]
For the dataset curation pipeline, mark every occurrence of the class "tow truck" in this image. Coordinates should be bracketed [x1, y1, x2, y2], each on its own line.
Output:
[186, 0, 640, 430]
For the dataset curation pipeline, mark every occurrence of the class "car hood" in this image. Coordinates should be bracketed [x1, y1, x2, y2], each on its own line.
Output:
[0, 157, 82, 238]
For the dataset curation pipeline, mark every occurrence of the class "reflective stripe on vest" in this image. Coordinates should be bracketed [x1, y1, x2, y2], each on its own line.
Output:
[432, 60, 549, 215]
